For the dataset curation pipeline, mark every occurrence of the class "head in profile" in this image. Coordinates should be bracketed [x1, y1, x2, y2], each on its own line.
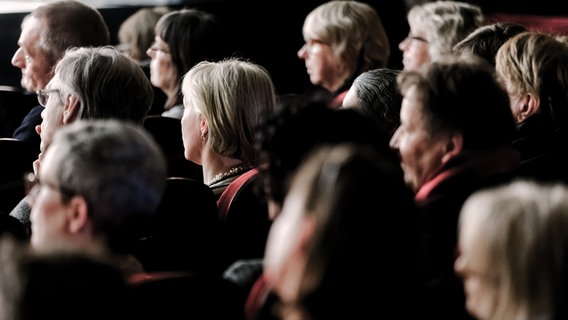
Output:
[453, 21, 528, 66]
[389, 53, 517, 193]
[256, 94, 396, 220]
[264, 143, 420, 319]
[298, 0, 390, 107]
[400, 0, 483, 71]
[456, 179, 568, 320]
[37, 46, 154, 157]
[117, 6, 170, 64]
[181, 57, 277, 188]
[342, 67, 402, 138]
[28, 119, 167, 256]
[11, 0, 110, 93]
[148, 8, 227, 116]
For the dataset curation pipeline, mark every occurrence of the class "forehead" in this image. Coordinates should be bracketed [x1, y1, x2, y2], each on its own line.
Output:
[20, 16, 42, 44]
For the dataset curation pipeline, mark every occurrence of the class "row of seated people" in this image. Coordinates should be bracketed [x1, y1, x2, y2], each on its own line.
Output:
[0, 1, 567, 319]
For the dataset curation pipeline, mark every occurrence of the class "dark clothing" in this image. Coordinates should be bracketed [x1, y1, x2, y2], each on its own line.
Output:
[12, 104, 42, 156]
[513, 114, 568, 184]
[415, 147, 521, 320]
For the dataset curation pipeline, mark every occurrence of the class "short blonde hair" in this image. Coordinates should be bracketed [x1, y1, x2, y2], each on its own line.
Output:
[407, 1, 483, 60]
[181, 57, 277, 164]
[302, 1, 390, 76]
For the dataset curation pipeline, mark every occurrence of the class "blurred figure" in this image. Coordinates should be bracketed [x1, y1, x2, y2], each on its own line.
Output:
[0, 236, 132, 320]
[148, 8, 227, 119]
[453, 21, 528, 67]
[495, 31, 568, 183]
[456, 179, 568, 320]
[225, 96, 397, 320]
[298, 1, 390, 109]
[400, 0, 483, 71]
[117, 6, 170, 115]
[27, 119, 166, 263]
[10, 0, 110, 154]
[9, 46, 155, 236]
[389, 53, 519, 319]
[264, 143, 420, 319]
[118, 7, 170, 65]
[342, 67, 402, 138]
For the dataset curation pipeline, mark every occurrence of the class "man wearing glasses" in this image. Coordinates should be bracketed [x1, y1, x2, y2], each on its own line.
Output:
[10, 45, 154, 236]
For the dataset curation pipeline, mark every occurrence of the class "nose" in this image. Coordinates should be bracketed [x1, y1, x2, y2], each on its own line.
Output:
[389, 128, 400, 149]
[12, 47, 25, 68]
[297, 44, 307, 59]
[399, 37, 409, 51]
[146, 47, 154, 59]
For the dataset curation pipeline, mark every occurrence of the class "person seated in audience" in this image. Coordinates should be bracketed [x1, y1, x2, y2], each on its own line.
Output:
[0, 235, 133, 320]
[495, 31, 568, 183]
[10, 0, 110, 154]
[263, 143, 421, 319]
[456, 179, 568, 320]
[342, 67, 402, 138]
[453, 21, 528, 67]
[389, 53, 520, 319]
[180, 57, 277, 271]
[400, 0, 484, 71]
[298, 1, 390, 109]
[9, 46, 155, 236]
[26, 119, 166, 272]
[117, 6, 170, 116]
[147, 8, 227, 119]
[225, 95, 397, 320]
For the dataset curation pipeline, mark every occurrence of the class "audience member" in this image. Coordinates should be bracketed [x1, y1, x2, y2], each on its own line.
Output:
[389, 53, 520, 319]
[298, 1, 390, 109]
[342, 67, 402, 137]
[10, 0, 110, 154]
[9, 46, 155, 236]
[495, 31, 568, 183]
[453, 21, 528, 66]
[400, 0, 483, 71]
[118, 6, 170, 65]
[0, 236, 132, 320]
[456, 179, 568, 320]
[263, 143, 420, 319]
[181, 57, 277, 270]
[26, 119, 166, 266]
[117, 6, 170, 115]
[148, 8, 227, 119]
[226, 95, 398, 320]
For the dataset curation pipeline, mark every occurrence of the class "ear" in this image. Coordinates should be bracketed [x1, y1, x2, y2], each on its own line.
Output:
[62, 94, 80, 124]
[200, 116, 208, 140]
[66, 196, 89, 234]
[297, 214, 316, 254]
[516, 93, 540, 123]
[441, 133, 463, 164]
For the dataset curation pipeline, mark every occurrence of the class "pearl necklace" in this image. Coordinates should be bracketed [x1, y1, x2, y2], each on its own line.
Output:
[207, 165, 251, 186]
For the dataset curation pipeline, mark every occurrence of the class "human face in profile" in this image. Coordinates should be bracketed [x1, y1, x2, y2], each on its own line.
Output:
[11, 16, 54, 92]
[147, 36, 176, 97]
[454, 211, 498, 320]
[297, 35, 344, 93]
[399, 28, 430, 71]
[389, 85, 447, 191]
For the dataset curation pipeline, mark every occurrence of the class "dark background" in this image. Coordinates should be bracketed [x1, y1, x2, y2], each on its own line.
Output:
[0, 0, 566, 96]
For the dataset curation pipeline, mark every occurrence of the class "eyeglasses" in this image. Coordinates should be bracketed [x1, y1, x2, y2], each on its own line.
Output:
[148, 44, 170, 55]
[23, 172, 74, 201]
[405, 33, 428, 44]
[36, 88, 61, 107]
